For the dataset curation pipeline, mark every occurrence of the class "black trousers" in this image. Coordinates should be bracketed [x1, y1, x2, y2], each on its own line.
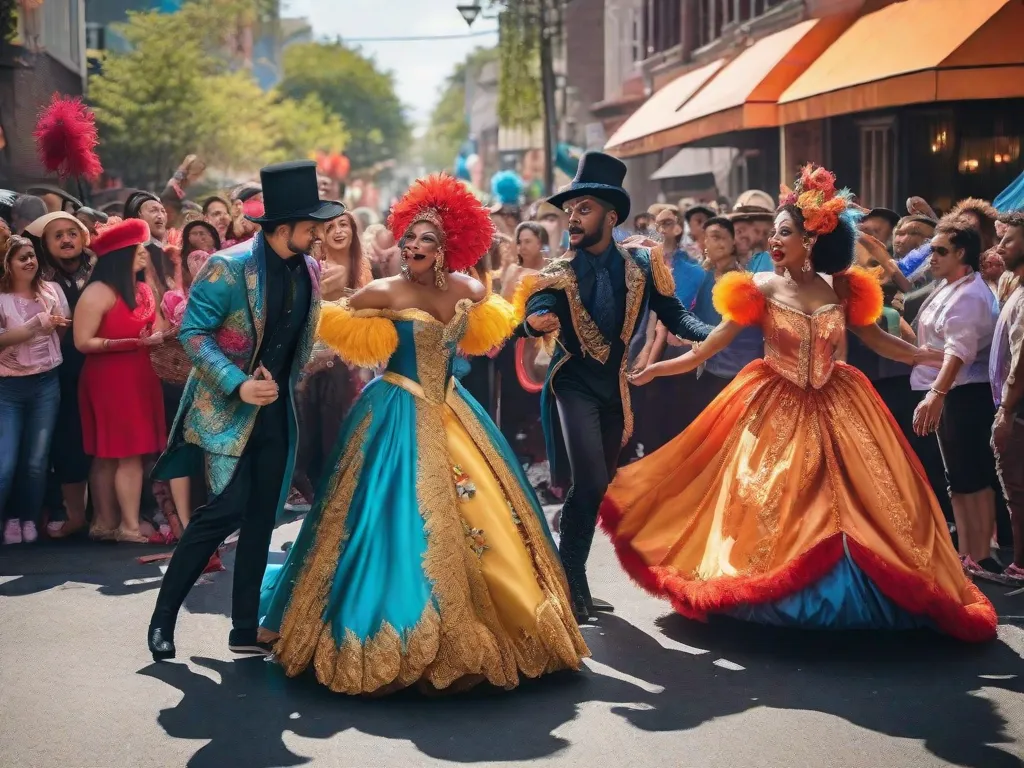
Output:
[555, 387, 624, 602]
[151, 400, 289, 633]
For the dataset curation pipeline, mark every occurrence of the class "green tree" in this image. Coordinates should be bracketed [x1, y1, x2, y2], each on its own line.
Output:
[89, 4, 348, 187]
[89, 10, 220, 186]
[421, 47, 498, 172]
[278, 42, 410, 171]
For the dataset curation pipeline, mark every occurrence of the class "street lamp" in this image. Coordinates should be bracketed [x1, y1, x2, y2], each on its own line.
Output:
[457, 3, 483, 26]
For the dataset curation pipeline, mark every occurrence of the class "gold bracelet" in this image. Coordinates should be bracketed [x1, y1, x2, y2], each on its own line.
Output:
[930, 386, 949, 397]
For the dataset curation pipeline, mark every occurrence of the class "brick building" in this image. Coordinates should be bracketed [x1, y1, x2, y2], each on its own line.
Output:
[588, 0, 1024, 214]
[0, 0, 88, 189]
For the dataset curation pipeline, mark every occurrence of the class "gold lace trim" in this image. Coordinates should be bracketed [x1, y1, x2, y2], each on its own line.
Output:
[531, 259, 611, 363]
[617, 250, 646, 446]
[273, 411, 372, 676]
[447, 394, 589, 668]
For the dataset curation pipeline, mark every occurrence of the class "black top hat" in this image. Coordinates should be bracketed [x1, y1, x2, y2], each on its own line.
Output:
[865, 207, 901, 229]
[547, 151, 630, 225]
[246, 160, 344, 226]
[27, 184, 83, 212]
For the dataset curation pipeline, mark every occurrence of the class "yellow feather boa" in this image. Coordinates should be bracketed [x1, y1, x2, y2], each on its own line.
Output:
[317, 303, 399, 367]
[458, 294, 519, 356]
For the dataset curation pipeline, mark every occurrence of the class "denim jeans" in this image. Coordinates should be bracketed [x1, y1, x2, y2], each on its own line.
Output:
[0, 369, 61, 524]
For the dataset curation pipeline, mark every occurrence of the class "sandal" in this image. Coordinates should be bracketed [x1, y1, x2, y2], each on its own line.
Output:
[89, 526, 118, 542]
[114, 529, 150, 544]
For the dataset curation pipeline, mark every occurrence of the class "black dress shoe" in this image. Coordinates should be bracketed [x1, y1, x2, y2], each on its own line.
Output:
[588, 597, 615, 613]
[148, 626, 176, 661]
[228, 628, 273, 655]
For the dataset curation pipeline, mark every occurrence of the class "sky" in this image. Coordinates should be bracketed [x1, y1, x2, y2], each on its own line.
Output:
[283, 0, 499, 132]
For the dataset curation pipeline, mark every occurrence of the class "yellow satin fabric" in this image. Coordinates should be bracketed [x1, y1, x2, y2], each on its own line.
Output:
[442, 406, 546, 635]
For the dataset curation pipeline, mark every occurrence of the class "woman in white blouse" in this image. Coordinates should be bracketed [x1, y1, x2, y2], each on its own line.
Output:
[912, 220, 1000, 580]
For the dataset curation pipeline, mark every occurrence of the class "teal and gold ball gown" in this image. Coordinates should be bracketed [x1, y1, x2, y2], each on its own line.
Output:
[258, 294, 589, 694]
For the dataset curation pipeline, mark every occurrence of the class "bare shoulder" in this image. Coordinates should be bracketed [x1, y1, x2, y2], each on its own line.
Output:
[753, 272, 782, 298]
[448, 271, 487, 302]
[78, 281, 116, 309]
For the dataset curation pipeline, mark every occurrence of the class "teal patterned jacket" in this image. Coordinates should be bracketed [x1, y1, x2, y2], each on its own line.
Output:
[153, 233, 321, 500]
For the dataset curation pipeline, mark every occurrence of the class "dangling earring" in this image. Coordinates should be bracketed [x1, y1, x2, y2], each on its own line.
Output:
[400, 260, 411, 280]
[434, 251, 447, 290]
[801, 258, 813, 273]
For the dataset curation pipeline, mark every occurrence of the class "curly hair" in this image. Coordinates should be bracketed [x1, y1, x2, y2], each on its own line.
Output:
[949, 197, 998, 248]
[935, 219, 982, 271]
[780, 204, 856, 275]
[999, 211, 1024, 230]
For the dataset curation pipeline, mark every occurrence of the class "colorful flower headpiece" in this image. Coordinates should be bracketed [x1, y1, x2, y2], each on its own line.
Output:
[388, 174, 495, 273]
[779, 164, 854, 236]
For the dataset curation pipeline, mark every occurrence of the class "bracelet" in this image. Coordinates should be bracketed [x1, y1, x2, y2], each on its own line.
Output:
[930, 386, 949, 397]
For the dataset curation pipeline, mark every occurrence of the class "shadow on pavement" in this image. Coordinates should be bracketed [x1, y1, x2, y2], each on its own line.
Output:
[139, 611, 1024, 768]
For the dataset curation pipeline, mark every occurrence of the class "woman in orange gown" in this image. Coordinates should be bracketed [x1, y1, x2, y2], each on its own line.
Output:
[601, 166, 996, 641]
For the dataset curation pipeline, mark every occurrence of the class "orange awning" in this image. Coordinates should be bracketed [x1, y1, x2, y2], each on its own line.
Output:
[660, 16, 852, 148]
[779, 0, 1024, 123]
[604, 59, 725, 158]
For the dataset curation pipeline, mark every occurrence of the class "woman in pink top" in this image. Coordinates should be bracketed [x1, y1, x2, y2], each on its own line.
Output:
[0, 236, 70, 544]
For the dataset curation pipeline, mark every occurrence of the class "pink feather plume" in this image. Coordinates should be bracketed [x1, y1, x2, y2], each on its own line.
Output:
[33, 94, 103, 181]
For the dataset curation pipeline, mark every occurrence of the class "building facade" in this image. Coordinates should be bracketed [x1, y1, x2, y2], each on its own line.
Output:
[594, 0, 1024, 215]
[0, 0, 88, 187]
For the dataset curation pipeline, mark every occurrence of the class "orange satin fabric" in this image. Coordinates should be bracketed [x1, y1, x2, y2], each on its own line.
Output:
[603, 301, 995, 640]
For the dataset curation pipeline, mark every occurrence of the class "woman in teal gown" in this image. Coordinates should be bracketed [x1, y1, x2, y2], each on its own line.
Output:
[258, 175, 588, 694]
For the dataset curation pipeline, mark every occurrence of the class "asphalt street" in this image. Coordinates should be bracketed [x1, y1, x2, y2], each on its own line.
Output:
[2, 513, 1023, 768]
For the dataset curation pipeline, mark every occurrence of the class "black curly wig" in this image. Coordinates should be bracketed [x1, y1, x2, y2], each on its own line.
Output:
[780, 203, 856, 275]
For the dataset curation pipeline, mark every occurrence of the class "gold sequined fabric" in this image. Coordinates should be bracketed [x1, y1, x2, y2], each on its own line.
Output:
[602, 302, 994, 636]
[268, 297, 588, 694]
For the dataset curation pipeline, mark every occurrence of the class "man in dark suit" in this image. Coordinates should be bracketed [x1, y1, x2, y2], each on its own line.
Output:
[518, 152, 713, 622]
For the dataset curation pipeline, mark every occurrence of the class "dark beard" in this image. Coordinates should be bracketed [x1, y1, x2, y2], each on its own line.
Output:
[286, 237, 305, 256]
[577, 226, 606, 250]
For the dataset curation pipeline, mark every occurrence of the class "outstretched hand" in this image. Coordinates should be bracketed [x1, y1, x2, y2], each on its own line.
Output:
[627, 365, 657, 387]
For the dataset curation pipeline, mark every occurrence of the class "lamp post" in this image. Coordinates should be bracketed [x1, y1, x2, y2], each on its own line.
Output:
[459, 0, 559, 196]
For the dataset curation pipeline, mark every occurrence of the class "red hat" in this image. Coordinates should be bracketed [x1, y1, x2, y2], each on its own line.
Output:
[90, 217, 150, 258]
[388, 174, 494, 272]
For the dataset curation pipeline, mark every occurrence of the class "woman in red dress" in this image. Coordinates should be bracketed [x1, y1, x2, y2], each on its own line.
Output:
[74, 218, 170, 543]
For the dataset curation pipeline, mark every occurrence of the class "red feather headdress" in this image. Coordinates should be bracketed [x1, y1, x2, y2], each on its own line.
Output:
[33, 95, 103, 182]
[388, 174, 494, 272]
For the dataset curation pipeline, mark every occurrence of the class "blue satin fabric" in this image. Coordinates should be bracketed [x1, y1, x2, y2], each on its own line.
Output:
[728, 550, 931, 631]
[260, 376, 434, 642]
[260, 320, 559, 645]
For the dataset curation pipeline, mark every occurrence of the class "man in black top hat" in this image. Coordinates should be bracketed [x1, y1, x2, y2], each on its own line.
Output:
[148, 160, 344, 661]
[517, 151, 713, 622]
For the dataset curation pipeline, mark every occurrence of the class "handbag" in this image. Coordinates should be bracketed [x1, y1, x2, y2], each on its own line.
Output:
[149, 337, 192, 386]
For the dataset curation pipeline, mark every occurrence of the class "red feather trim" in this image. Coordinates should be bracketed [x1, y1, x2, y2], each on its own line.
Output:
[601, 493, 997, 642]
[91, 218, 150, 258]
[835, 266, 884, 327]
[711, 271, 765, 326]
[387, 174, 494, 273]
[33, 95, 103, 182]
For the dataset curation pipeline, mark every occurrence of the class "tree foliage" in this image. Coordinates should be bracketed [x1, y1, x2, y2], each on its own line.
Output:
[88, 2, 348, 187]
[278, 42, 410, 172]
[421, 47, 498, 172]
